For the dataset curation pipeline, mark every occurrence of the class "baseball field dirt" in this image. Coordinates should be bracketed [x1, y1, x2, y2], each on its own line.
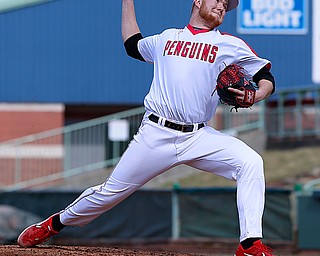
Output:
[1, 245, 320, 256]
[0, 245, 198, 256]
[1, 241, 320, 256]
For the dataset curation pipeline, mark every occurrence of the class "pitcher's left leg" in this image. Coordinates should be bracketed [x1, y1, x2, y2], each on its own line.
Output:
[60, 121, 179, 227]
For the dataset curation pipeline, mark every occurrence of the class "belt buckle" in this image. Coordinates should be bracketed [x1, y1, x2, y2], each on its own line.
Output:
[182, 125, 193, 132]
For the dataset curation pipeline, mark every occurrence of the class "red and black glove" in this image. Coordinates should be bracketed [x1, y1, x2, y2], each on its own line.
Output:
[216, 64, 256, 111]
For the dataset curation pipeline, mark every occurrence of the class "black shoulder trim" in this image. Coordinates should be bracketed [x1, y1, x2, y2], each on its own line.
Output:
[124, 33, 145, 62]
[253, 66, 276, 94]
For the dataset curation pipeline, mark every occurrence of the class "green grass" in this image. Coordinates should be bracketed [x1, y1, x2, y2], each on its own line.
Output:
[162, 146, 320, 189]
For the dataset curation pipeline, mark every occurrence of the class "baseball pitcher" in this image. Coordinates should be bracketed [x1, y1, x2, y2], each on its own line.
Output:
[18, 1, 276, 255]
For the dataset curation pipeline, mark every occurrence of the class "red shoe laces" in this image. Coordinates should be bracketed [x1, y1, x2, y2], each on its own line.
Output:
[34, 224, 52, 239]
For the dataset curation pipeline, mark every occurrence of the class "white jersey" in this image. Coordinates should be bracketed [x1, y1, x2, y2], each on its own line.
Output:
[138, 24, 270, 124]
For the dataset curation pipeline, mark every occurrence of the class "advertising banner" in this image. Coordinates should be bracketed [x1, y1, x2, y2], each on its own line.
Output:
[237, 0, 308, 35]
[312, 0, 320, 83]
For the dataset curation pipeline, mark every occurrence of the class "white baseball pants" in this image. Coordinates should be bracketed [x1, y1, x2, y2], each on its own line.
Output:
[60, 115, 265, 242]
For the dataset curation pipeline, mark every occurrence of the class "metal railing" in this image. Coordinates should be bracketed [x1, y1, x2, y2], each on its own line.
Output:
[0, 107, 145, 191]
[266, 85, 320, 139]
[2, 84, 320, 192]
[0, 0, 55, 13]
[0, 105, 264, 191]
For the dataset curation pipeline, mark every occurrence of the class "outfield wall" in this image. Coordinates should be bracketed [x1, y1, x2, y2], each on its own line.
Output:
[0, 188, 303, 245]
[1, 188, 319, 249]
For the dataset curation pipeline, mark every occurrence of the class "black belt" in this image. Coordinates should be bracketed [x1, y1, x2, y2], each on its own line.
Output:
[148, 114, 205, 132]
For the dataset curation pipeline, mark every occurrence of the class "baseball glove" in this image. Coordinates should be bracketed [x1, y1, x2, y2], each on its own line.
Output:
[216, 64, 256, 111]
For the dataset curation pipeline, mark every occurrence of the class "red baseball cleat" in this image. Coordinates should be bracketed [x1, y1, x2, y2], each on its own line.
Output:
[235, 240, 274, 256]
[17, 214, 59, 247]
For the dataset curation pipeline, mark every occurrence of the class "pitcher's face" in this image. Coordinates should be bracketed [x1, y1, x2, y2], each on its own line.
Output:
[198, 0, 227, 29]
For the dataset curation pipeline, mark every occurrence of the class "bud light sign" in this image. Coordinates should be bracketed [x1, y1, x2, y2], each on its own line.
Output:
[237, 0, 308, 34]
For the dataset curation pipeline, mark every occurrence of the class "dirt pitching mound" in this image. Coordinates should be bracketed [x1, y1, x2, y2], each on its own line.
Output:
[0, 245, 201, 256]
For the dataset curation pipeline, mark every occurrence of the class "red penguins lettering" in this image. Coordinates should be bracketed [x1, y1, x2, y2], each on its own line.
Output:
[163, 40, 218, 63]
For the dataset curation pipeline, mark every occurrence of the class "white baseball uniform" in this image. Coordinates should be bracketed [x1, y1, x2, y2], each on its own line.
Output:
[60, 25, 271, 242]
